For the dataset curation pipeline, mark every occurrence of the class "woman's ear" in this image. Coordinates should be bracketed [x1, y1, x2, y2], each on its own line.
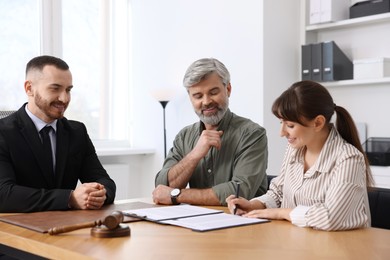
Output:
[313, 115, 326, 131]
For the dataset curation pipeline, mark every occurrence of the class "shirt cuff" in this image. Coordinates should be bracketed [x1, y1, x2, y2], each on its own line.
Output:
[290, 205, 310, 227]
[67, 190, 74, 209]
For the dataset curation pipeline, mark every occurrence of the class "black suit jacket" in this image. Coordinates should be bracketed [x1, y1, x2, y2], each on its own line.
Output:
[0, 104, 116, 212]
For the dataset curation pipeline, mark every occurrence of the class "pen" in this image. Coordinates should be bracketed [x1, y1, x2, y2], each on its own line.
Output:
[233, 182, 241, 215]
[123, 212, 147, 219]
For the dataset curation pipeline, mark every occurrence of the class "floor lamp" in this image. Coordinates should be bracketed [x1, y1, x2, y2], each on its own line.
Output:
[151, 88, 176, 158]
[159, 100, 169, 158]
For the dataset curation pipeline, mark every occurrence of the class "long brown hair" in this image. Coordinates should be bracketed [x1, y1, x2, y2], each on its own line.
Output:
[272, 80, 373, 187]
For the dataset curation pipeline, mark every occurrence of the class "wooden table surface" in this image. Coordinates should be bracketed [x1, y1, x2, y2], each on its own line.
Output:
[1, 199, 390, 260]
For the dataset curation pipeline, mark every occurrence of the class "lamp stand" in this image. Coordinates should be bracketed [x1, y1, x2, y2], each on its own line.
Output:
[159, 101, 169, 158]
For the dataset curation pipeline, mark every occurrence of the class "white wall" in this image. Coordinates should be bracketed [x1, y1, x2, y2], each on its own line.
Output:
[263, 1, 301, 175]
[107, 0, 301, 198]
[130, 0, 264, 197]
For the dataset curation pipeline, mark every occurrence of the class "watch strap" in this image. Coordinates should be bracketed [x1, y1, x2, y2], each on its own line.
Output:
[171, 196, 179, 205]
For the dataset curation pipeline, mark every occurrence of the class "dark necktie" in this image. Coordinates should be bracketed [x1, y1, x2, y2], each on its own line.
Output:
[40, 126, 54, 175]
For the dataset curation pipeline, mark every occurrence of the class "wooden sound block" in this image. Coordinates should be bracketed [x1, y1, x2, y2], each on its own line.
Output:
[90, 224, 131, 238]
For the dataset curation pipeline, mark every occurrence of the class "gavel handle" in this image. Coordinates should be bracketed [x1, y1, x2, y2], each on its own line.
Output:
[48, 220, 102, 235]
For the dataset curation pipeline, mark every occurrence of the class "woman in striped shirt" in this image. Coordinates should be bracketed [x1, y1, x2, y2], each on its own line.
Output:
[226, 80, 374, 231]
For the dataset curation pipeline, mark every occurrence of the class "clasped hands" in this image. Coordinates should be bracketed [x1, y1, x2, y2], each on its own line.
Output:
[68, 182, 107, 210]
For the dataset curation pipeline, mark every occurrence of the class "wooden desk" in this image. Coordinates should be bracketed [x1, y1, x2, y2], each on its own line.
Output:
[1, 199, 390, 260]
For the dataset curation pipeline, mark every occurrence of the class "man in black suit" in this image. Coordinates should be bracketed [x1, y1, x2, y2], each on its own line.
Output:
[0, 55, 116, 212]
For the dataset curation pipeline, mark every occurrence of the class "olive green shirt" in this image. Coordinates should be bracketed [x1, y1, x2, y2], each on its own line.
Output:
[155, 109, 268, 205]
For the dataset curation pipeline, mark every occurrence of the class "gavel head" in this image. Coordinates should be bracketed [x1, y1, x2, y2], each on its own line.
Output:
[103, 211, 124, 230]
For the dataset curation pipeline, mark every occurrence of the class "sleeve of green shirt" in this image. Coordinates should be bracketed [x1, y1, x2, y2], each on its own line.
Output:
[155, 127, 190, 186]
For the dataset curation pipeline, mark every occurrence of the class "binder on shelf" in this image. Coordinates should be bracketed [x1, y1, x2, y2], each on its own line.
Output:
[311, 42, 323, 82]
[301, 41, 353, 82]
[301, 44, 312, 80]
[310, 0, 350, 25]
[322, 41, 353, 81]
[309, 0, 321, 24]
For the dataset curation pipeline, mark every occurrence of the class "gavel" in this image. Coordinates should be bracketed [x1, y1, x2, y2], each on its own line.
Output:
[48, 211, 124, 235]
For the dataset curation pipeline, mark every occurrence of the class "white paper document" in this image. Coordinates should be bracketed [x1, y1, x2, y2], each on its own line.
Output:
[160, 212, 268, 232]
[123, 204, 269, 232]
[123, 204, 223, 221]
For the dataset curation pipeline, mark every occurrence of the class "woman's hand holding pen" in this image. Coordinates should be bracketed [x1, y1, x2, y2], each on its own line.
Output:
[226, 196, 292, 221]
[226, 181, 267, 216]
[226, 195, 252, 215]
[226, 196, 266, 216]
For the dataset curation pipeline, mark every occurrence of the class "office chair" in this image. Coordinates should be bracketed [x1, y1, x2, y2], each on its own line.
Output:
[0, 111, 16, 119]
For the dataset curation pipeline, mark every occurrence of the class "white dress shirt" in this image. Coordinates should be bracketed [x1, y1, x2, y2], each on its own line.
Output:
[253, 126, 370, 231]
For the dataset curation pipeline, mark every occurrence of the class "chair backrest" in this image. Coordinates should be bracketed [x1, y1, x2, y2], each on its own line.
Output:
[267, 175, 276, 189]
[0, 111, 16, 119]
[368, 187, 390, 229]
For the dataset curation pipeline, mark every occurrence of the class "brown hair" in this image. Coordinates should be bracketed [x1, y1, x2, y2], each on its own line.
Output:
[272, 80, 373, 187]
[26, 55, 69, 76]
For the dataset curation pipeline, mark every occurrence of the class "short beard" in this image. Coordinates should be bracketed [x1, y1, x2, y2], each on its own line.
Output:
[197, 99, 229, 126]
[35, 92, 66, 120]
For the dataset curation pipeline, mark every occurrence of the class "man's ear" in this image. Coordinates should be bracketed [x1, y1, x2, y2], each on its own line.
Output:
[24, 80, 33, 96]
[226, 83, 232, 97]
[314, 115, 326, 131]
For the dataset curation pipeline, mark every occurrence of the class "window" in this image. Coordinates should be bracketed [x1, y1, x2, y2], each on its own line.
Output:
[0, 0, 40, 109]
[0, 0, 131, 143]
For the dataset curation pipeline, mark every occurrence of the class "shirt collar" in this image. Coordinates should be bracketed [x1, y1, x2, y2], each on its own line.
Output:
[290, 125, 338, 176]
[25, 104, 58, 133]
[312, 125, 338, 174]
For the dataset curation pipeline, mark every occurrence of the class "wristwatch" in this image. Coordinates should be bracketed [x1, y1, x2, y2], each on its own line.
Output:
[170, 188, 181, 205]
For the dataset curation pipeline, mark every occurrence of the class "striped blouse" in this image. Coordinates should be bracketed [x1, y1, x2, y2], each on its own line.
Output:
[254, 126, 370, 231]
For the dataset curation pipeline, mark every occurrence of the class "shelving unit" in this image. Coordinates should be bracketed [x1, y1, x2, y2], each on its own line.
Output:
[306, 12, 390, 32]
[322, 77, 390, 88]
[301, 0, 390, 87]
[301, 0, 390, 187]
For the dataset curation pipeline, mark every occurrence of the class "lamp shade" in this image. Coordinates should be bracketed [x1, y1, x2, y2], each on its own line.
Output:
[150, 88, 177, 102]
[150, 87, 178, 158]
